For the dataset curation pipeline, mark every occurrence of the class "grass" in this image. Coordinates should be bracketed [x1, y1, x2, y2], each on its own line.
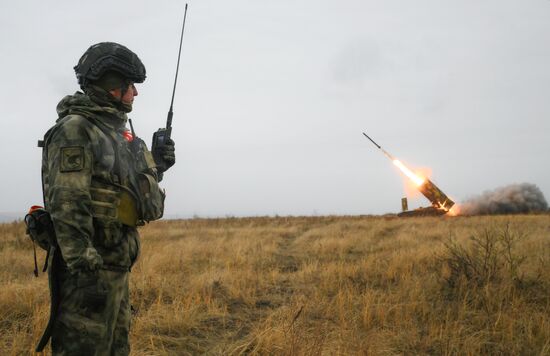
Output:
[1, 214, 550, 355]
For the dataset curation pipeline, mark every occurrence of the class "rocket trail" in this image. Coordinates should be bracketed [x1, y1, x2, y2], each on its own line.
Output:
[362, 132, 395, 161]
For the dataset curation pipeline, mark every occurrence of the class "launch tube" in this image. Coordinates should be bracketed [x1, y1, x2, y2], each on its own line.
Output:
[418, 178, 455, 210]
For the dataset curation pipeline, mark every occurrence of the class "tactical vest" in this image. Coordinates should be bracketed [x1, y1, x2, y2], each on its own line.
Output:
[40, 115, 165, 229]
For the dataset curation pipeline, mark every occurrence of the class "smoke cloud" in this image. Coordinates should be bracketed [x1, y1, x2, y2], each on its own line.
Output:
[458, 183, 548, 215]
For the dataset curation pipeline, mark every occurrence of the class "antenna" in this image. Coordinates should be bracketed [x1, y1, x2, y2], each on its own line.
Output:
[167, 3, 188, 129]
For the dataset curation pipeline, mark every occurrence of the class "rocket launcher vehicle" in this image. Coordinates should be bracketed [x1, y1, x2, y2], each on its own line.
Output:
[362, 133, 454, 216]
[418, 178, 455, 211]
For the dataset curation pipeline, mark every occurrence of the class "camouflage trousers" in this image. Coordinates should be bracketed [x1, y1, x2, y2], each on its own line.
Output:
[50, 267, 131, 356]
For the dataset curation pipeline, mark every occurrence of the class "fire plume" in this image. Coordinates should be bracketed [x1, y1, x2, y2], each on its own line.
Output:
[392, 158, 455, 214]
[392, 160, 425, 187]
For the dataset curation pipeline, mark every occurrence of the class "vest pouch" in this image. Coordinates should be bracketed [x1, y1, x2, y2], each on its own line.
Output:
[137, 173, 165, 222]
[133, 141, 157, 173]
[90, 187, 119, 221]
[117, 189, 139, 227]
[90, 185, 139, 227]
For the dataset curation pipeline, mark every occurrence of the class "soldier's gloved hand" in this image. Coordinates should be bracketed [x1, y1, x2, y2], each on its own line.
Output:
[68, 247, 103, 273]
[152, 138, 175, 174]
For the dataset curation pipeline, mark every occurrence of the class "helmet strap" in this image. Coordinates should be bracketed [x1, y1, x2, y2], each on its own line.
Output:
[120, 83, 128, 103]
[118, 81, 133, 113]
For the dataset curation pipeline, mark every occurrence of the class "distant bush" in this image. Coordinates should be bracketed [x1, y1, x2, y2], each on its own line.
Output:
[441, 224, 548, 313]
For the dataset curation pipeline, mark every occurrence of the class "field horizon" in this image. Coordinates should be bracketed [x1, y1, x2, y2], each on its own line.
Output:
[1, 214, 549, 355]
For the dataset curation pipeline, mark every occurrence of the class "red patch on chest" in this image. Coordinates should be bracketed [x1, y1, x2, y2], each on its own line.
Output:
[123, 130, 134, 142]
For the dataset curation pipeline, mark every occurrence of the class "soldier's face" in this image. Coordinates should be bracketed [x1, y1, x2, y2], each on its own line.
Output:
[109, 83, 138, 104]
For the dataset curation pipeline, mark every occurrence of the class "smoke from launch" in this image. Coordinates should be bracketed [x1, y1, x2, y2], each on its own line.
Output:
[458, 183, 548, 215]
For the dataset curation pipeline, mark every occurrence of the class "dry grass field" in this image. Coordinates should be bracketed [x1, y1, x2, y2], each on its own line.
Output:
[1, 214, 550, 355]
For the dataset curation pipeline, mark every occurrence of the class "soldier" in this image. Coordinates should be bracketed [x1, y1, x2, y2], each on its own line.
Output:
[37, 42, 175, 355]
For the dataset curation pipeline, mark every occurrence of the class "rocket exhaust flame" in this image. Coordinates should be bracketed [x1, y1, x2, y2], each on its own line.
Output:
[362, 132, 425, 186]
[362, 132, 455, 214]
[392, 160, 425, 186]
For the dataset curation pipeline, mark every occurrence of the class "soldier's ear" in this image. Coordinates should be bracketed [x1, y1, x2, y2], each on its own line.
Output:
[108, 88, 122, 100]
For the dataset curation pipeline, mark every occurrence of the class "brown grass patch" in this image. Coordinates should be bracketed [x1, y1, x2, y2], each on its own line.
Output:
[1, 215, 550, 354]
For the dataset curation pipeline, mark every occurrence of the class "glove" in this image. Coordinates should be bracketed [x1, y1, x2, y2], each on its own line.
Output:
[68, 247, 103, 273]
[152, 138, 176, 174]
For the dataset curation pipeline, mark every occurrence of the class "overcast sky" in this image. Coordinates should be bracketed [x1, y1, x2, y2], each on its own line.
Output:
[1, 0, 549, 218]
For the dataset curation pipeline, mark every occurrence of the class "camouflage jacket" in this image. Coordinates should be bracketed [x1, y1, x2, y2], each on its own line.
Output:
[42, 92, 165, 273]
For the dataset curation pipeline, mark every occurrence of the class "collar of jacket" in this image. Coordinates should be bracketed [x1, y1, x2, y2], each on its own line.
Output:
[56, 90, 128, 130]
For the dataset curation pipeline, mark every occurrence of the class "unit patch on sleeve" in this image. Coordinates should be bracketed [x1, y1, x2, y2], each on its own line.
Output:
[60, 146, 85, 172]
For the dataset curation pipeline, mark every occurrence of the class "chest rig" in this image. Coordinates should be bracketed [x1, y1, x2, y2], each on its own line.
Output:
[88, 117, 163, 227]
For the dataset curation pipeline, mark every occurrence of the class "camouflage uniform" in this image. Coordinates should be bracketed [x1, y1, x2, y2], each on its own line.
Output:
[38, 43, 173, 356]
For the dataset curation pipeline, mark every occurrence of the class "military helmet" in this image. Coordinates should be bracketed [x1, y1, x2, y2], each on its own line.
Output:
[74, 42, 146, 88]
